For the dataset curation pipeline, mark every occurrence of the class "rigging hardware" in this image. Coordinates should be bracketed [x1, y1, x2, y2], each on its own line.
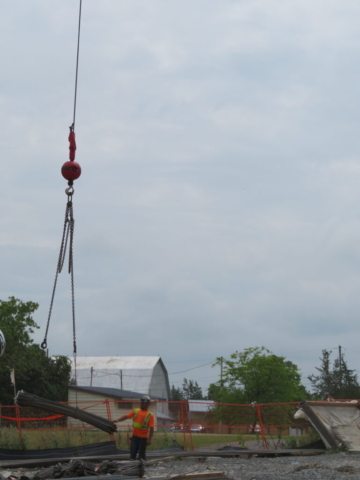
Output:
[41, 1, 83, 361]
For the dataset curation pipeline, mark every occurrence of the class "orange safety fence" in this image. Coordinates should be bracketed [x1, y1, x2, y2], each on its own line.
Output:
[0, 399, 320, 451]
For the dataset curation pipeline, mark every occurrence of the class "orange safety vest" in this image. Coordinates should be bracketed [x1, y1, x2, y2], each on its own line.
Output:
[132, 408, 152, 430]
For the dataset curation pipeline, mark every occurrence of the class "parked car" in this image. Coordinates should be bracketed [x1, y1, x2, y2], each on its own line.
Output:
[248, 424, 261, 433]
[170, 424, 183, 432]
[190, 424, 206, 433]
[170, 424, 206, 433]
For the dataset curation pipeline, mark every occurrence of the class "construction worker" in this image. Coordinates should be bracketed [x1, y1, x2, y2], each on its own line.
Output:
[116, 395, 154, 460]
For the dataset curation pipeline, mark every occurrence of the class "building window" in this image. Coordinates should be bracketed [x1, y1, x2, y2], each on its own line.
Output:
[117, 401, 132, 409]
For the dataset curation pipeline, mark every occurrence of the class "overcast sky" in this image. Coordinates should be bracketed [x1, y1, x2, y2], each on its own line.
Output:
[2, 0, 360, 397]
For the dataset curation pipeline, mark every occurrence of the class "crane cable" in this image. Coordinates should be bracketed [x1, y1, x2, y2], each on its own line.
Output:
[72, 0, 82, 132]
[41, 1, 83, 376]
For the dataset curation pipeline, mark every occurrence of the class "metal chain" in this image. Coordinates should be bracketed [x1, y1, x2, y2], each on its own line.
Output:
[41, 192, 77, 357]
[69, 200, 77, 358]
[68, 199, 78, 388]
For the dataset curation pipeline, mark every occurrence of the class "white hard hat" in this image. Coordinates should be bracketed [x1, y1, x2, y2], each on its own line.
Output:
[140, 395, 151, 403]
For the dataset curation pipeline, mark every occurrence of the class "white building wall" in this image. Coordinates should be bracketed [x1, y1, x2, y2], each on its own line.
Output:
[67, 389, 113, 429]
[149, 361, 168, 400]
[67, 389, 159, 431]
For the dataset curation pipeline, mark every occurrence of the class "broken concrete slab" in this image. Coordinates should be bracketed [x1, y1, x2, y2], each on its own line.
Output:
[296, 400, 360, 452]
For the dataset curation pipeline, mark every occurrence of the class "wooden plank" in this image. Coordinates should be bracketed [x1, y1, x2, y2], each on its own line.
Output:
[0, 455, 123, 469]
[305, 401, 360, 408]
[145, 456, 177, 465]
[171, 449, 325, 458]
[161, 450, 325, 457]
[170, 473, 225, 480]
[0, 449, 326, 469]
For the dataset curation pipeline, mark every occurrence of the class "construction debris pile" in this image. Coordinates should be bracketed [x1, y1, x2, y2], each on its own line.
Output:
[33, 459, 144, 479]
[144, 454, 360, 480]
[3, 454, 360, 480]
[296, 400, 360, 452]
[1, 460, 145, 480]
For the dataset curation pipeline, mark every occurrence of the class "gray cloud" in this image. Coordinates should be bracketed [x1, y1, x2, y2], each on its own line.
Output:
[2, 0, 360, 396]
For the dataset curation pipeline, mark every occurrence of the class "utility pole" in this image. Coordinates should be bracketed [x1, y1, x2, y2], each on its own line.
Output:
[219, 357, 223, 434]
[10, 368, 16, 398]
[120, 370, 123, 390]
[339, 346, 342, 396]
[220, 357, 223, 387]
[90, 367, 93, 386]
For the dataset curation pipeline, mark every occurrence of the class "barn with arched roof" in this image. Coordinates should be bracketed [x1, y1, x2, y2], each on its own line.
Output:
[71, 356, 170, 400]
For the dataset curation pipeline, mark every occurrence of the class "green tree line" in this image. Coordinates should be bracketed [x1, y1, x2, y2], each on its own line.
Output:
[171, 347, 360, 403]
[0, 297, 71, 405]
[3, 296, 360, 407]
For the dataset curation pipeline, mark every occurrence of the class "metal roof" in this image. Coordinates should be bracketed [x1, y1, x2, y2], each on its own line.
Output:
[70, 356, 170, 399]
[71, 356, 162, 370]
[68, 385, 165, 401]
[188, 400, 215, 412]
[157, 412, 175, 421]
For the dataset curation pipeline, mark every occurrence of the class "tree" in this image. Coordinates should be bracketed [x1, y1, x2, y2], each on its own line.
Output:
[0, 297, 71, 405]
[208, 347, 307, 430]
[22, 348, 72, 401]
[182, 378, 204, 400]
[170, 385, 184, 401]
[308, 349, 360, 400]
[210, 347, 307, 404]
[170, 378, 204, 401]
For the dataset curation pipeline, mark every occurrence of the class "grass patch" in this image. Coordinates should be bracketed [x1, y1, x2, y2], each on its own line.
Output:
[152, 433, 319, 451]
[1, 430, 244, 451]
[0, 428, 319, 452]
[0, 428, 124, 450]
[162, 432, 248, 449]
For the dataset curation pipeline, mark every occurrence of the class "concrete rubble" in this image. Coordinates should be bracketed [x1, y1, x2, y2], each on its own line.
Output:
[296, 400, 360, 452]
[2, 453, 360, 480]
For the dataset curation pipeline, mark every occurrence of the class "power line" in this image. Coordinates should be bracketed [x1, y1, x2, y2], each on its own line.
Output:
[170, 375, 218, 386]
[169, 361, 214, 375]
[74, 360, 215, 379]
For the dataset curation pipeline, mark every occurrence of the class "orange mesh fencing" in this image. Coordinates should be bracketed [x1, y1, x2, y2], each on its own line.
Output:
[0, 399, 317, 452]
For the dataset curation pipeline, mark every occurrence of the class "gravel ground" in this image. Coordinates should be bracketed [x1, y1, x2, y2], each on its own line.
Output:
[145, 453, 360, 480]
[1, 450, 360, 480]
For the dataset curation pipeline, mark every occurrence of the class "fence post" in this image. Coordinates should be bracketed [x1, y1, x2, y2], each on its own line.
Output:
[186, 400, 194, 452]
[105, 399, 115, 442]
[179, 401, 194, 452]
[15, 405, 23, 447]
[180, 401, 187, 451]
[255, 404, 268, 450]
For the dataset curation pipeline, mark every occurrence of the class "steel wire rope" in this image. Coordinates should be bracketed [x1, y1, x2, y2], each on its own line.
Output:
[41, 1, 83, 412]
[71, 0, 82, 132]
[70, 0, 83, 391]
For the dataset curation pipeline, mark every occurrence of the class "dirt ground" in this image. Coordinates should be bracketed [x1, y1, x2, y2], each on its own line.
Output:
[193, 439, 282, 452]
[2, 453, 360, 480]
[145, 452, 360, 479]
[1, 441, 357, 480]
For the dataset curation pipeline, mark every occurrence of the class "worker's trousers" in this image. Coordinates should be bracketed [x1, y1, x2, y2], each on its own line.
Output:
[130, 436, 147, 460]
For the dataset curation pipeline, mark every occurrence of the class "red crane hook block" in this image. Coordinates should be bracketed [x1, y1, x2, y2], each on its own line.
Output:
[62, 161, 81, 181]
